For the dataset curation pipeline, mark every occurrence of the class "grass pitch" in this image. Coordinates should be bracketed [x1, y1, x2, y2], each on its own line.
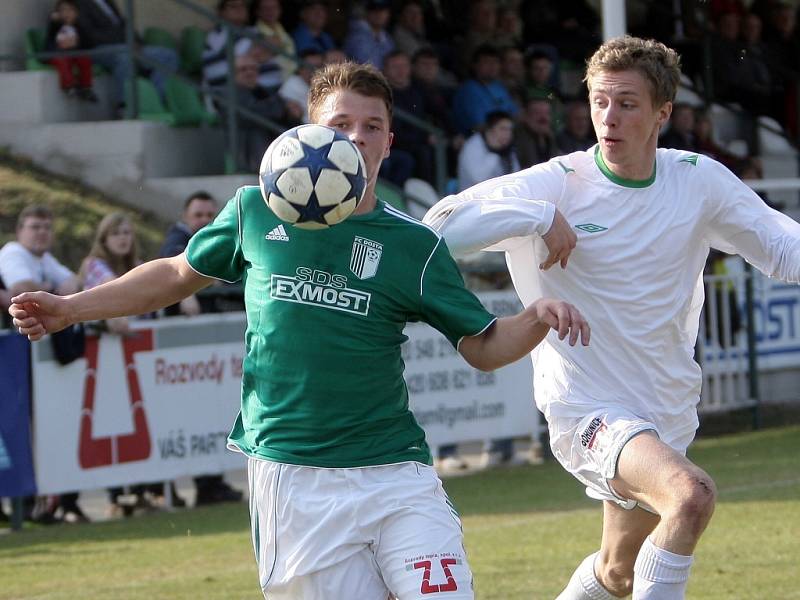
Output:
[2, 426, 798, 599]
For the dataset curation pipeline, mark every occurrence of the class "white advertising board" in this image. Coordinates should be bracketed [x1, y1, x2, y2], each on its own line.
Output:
[32, 314, 248, 494]
[32, 293, 539, 495]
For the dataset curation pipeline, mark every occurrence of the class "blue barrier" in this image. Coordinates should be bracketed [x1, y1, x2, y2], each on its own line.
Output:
[0, 333, 36, 498]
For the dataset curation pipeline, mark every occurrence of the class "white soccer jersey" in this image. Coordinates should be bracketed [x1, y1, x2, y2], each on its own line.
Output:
[425, 146, 800, 429]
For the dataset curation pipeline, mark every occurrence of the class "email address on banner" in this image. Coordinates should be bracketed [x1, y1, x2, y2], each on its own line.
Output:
[414, 401, 506, 429]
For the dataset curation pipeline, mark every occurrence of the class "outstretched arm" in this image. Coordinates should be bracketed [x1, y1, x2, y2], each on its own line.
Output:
[424, 174, 577, 270]
[9, 255, 213, 340]
[458, 298, 589, 371]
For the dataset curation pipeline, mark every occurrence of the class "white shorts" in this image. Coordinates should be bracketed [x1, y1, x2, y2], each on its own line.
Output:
[548, 407, 696, 511]
[247, 458, 474, 600]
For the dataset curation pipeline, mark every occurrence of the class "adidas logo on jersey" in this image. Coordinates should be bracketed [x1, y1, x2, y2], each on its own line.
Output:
[266, 224, 290, 242]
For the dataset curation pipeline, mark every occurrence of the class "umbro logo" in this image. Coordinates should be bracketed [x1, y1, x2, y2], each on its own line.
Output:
[266, 224, 290, 241]
[575, 223, 608, 233]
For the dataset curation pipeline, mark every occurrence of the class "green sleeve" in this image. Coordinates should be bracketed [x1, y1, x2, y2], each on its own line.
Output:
[185, 194, 245, 283]
[419, 238, 496, 347]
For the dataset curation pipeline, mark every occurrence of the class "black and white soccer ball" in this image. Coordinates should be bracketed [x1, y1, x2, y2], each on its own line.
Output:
[259, 124, 368, 229]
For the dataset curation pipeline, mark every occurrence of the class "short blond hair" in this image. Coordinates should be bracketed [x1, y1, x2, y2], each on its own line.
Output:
[307, 61, 393, 123]
[584, 36, 681, 108]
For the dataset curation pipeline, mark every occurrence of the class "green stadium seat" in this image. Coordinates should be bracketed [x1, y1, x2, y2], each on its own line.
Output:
[179, 26, 206, 76]
[25, 28, 49, 71]
[165, 76, 218, 127]
[375, 180, 408, 212]
[143, 26, 178, 50]
[125, 77, 175, 124]
[25, 27, 106, 75]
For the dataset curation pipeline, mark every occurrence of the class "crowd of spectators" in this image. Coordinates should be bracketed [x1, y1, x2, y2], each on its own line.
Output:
[30, 0, 800, 189]
[0, 198, 244, 525]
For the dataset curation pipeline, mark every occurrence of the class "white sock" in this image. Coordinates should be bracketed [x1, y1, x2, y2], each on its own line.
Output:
[556, 552, 614, 600]
[633, 537, 693, 600]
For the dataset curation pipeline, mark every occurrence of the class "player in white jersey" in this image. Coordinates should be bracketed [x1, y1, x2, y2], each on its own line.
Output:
[424, 36, 800, 600]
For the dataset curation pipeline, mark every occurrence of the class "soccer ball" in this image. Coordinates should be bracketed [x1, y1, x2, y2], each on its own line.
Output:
[259, 124, 368, 229]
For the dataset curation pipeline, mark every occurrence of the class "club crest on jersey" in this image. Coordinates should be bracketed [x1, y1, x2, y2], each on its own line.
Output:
[350, 236, 382, 280]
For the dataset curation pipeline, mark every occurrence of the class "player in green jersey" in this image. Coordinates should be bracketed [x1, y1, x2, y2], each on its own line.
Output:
[10, 62, 589, 599]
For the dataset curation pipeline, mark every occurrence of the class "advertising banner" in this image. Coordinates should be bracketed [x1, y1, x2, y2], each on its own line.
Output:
[32, 314, 247, 495]
[31, 293, 540, 495]
[0, 333, 36, 498]
[404, 291, 539, 447]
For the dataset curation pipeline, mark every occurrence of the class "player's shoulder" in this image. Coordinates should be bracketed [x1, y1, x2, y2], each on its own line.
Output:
[235, 185, 263, 207]
[656, 148, 731, 182]
[535, 148, 596, 180]
[0, 241, 26, 261]
[379, 201, 441, 237]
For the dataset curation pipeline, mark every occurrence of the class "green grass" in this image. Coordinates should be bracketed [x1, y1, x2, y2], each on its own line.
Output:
[0, 150, 168, 271]
[2, 426, 798, 599]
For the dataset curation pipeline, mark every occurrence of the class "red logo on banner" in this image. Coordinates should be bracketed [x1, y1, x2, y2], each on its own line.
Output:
[414, 558, 459, 594]
[78, 331, 153, 469]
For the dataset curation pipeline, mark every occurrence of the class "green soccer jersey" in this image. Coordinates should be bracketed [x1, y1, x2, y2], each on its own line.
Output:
[186, 186, 496, 468]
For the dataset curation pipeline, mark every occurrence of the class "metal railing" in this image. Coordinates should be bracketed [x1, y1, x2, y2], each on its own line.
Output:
[1, 0, 449, 213]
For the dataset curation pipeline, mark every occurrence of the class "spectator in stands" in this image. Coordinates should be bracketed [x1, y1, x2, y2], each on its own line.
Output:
[555, 100, 594, 153]
[343, 0, 395, 69]
[514, 97, 558, 167]
[524, 49, 563, 105]
[218, 52, 299, 171]
[292, 0, 336, 55]
[411, 47, 456, 125]
[520, 0, 600, 63]
[45, 0, 98, 102]
[202, 0, 251, 88]
[79, 213, 141, 334]
[458, 110, 519, 191]
[251, 0, 296, 81]
[500, 46, 526, 108]
[159, 193, 244, 507]
[0, 206, 79, 305]
[392, 1, 428, 59]
[411, 47, 461, 175]
[0, 205, 82, 524]
[235, 37, 283, 91]
[659, 101, 698, 151]
[382, 50, 435, 184]
[452, 45, 518, 135]
[454, 0, 498, 78]
[764, 4, 800, 132]
[161, 193, 219, 317]
[73, 0, 178, 115]
[77, 213, 168, 518]
[278, 48, 323, 123]
[496, 6, 524, 50]
[694, 108, 739, 169]
[710, 11, 772, 118]
[323, 47, 347, 65]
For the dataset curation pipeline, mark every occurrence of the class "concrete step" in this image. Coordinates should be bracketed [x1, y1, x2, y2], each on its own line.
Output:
[0, 69, 117, 123]
[0, 119, 227, 219]
[145, 174, 257, 218]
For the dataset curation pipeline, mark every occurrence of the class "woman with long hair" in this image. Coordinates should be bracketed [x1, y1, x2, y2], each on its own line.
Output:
[79, 212, 139, 334]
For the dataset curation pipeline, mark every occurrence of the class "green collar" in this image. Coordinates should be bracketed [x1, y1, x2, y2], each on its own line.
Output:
[594, 145, 656, 188]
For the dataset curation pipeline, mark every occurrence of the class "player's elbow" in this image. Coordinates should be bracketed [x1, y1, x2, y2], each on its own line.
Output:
[458, 337, 500, 372]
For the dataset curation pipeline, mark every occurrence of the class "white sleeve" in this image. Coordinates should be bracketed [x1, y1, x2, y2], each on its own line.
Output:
[42, 253, 75, 287]
[423, 166, 560, 258]
[0, 244, 34, 288]
[704, 158, 800, 283]
[457, 135, 496, 192]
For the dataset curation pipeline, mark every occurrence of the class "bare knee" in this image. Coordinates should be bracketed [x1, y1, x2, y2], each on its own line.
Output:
[666, 471, 717, 536]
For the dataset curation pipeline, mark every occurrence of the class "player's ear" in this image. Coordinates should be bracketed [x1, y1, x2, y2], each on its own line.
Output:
[656, 101, 672, 128]
[384, 131, 394, 159]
